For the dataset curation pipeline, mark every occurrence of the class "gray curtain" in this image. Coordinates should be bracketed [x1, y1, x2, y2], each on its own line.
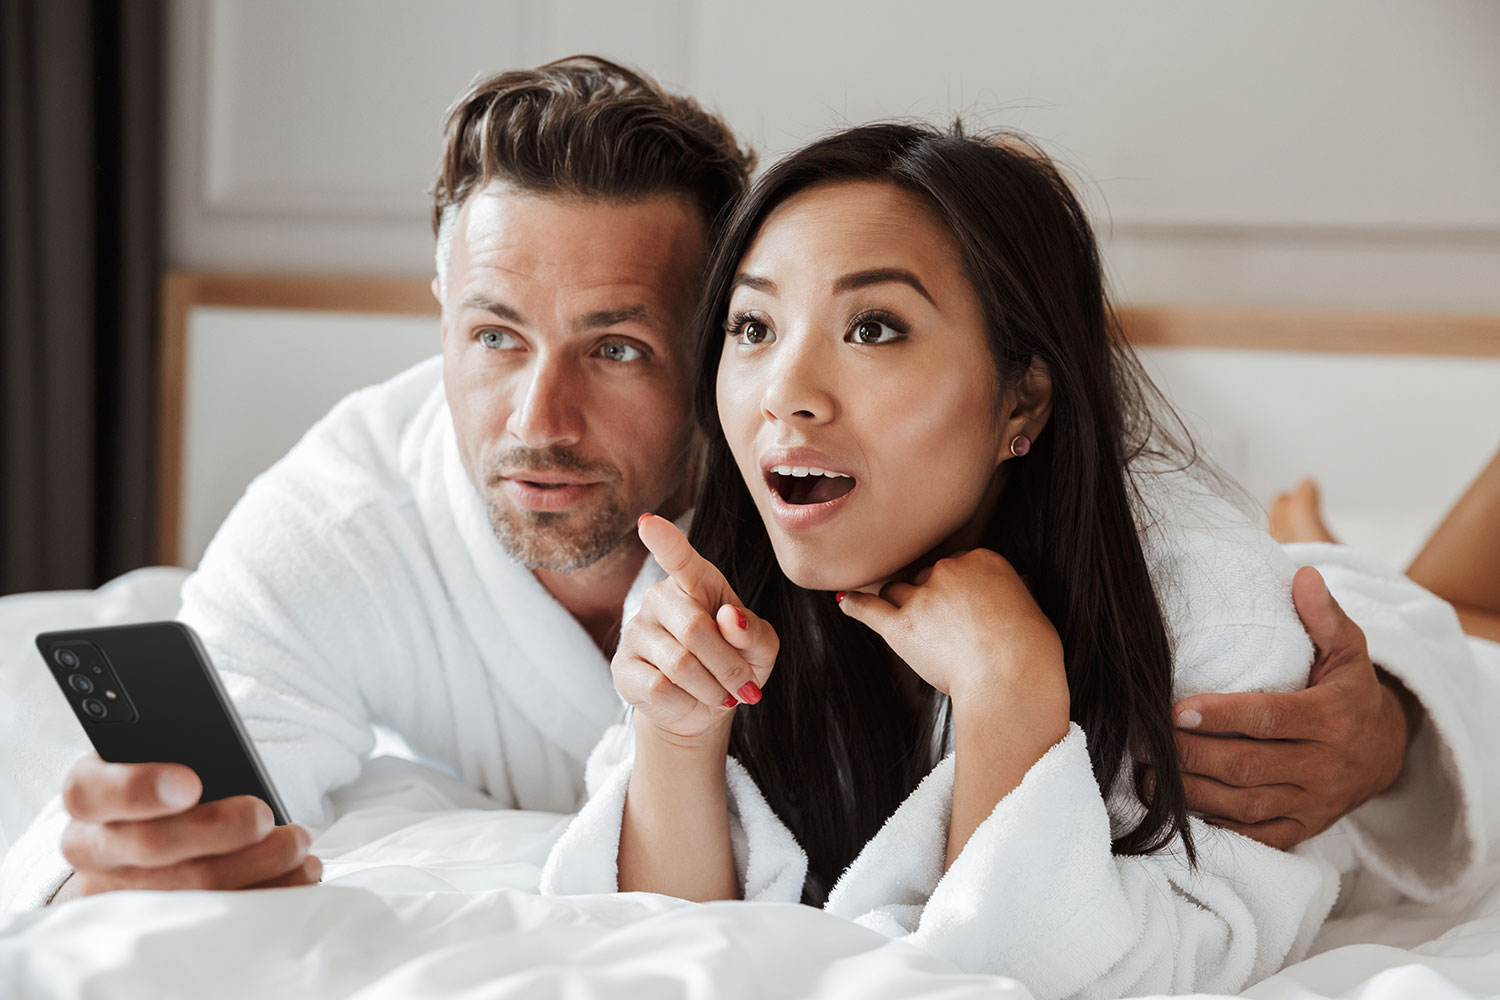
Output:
[1, 0, 164, 594]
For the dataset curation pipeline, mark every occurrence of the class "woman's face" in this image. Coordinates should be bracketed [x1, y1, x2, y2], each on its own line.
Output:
[716, 180, 1017, 592]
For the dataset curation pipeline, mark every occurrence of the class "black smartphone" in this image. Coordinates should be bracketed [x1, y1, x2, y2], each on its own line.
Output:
[35, 621, 290, 825]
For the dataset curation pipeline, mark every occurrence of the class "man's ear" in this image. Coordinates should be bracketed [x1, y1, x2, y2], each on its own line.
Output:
[1000, 358, 1053, 460]
[432, 277, 446, 345]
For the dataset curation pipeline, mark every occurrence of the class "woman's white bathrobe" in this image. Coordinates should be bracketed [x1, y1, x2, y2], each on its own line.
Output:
[0, 355, 662, 912]
[540, 470, 1490, 999]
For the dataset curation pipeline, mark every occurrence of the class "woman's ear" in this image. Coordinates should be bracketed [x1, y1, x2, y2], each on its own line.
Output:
[999, 358, 1053, 461]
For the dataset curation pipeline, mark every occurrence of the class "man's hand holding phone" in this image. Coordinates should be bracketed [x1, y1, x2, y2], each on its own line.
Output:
[52, 754, 319, 902]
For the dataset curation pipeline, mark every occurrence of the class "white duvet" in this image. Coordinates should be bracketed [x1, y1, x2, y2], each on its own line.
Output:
[2, 758, 1500, 1000]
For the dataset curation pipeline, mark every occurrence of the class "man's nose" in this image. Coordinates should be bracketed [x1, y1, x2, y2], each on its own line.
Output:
[506, 356, 585, 449]
[761, 335, 836, 425]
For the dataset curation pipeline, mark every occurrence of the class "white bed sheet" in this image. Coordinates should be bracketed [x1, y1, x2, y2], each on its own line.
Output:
[3, 571, 1500, 999]
[2, 766, 1499, 1000]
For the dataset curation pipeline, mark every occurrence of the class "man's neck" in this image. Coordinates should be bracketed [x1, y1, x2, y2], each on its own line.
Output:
[534, 540, 650, 657]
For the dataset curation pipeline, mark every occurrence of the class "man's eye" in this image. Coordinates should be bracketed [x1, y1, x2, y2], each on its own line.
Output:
[478, 329, 520, 350]
[598, 341, 645, 363]
[730, 319, 775, 345]
[848, 320, 901, 345]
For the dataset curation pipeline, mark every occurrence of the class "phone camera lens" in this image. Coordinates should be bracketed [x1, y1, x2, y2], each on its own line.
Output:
[54, 648, 80, 669]
[68, 673, 94, 694]
[81, 698, 107, 719]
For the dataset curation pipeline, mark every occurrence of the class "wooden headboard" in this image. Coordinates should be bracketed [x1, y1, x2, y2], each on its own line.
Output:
[156, 269, 1500, 568]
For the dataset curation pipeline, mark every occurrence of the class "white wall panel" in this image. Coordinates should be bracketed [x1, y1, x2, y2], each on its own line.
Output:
[166, 0, 1500, 311]
[178, 308, 440, 567]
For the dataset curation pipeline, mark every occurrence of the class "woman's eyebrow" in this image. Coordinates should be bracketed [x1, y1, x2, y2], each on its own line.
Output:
[730, 273, 777, 294]
[832, 268, 936, 306]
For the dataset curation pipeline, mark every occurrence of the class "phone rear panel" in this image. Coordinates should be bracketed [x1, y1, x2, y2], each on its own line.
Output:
[35, 621, 289, 824]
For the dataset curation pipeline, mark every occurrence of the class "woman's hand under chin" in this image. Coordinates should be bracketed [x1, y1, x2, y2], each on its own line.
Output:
[839, 548, 1072, 867]
[837, 549, 1070, 735]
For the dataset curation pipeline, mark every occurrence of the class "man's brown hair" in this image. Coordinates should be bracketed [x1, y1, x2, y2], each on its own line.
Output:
[431, 55, 755, 241]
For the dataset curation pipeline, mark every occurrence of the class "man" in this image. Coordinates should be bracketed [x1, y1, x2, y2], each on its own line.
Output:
[0, 56, 1479, 910]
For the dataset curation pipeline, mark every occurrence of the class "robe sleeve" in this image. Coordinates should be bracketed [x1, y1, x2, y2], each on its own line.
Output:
[1284, 541, 1489, 901]
[823, 725, 1338, 999]
[173, 476, 394, 833]
[538, 717, 807, 902]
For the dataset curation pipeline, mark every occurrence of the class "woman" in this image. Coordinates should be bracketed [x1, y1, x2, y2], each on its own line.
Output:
[543, 123, 1343, 997]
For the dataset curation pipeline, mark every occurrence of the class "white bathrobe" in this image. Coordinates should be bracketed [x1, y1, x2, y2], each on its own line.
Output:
[0, 355, 655, 912]
[540, 469, 1489, 999]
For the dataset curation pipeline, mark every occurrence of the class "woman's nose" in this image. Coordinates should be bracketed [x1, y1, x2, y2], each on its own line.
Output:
[761, 339, 836, 425]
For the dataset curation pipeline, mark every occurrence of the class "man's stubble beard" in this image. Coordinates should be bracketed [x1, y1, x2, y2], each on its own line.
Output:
[485, 488, 633, 572]
[480, 431, 697, 573]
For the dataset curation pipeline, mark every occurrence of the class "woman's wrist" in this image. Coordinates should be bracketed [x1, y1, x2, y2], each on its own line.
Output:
[635, 713, 733, 761]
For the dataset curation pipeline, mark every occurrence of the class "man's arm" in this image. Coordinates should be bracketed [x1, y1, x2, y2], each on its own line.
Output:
[1169, 567, 1415, 849]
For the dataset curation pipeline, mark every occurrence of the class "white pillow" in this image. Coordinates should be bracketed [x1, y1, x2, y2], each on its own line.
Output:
[0, 567, 190, 854]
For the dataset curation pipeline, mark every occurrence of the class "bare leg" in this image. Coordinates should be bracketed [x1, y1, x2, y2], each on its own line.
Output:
[1267, 457, 1500, 643]
[1406, 445, 1500, 623]
[1267, 479, 1339, 545]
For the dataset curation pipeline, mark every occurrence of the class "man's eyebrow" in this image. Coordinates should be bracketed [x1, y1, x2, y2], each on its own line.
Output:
[831, 268, 936, 306]
[730, 273, 777, 294]
[461, 295, 527, 325]
[576, 305, 651, 331]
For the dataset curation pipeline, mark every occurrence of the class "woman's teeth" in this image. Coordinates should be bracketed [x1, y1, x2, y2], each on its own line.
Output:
[767, 464, 858, 506]
[768, 465, 851, 479]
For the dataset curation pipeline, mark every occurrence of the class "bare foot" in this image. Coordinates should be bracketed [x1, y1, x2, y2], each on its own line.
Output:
[1268, 478, 1339, 544]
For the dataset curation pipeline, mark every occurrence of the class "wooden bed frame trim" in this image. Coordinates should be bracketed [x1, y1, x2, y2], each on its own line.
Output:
[155, 269, 1500, 565]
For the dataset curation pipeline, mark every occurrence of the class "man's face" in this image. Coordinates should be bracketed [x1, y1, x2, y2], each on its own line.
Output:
[437, 184, 705, 572]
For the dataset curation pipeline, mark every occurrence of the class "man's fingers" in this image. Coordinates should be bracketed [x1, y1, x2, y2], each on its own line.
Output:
[75, 825, 312, 894]
[248, 854, 322, 890]
[1180, 772, 1304, 825]
[62, 796, 274, 870]
[62, 755, 202, 824]
[1200, 815, 1307, 852]
[1291, 566, 1371, 686]
[1172, 688, 1323, 741]
[1173, 730, 1309, 789]
[639, 514, 740, 612]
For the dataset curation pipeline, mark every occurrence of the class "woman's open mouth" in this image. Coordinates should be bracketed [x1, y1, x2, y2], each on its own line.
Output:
[764, 465, 858, 529]
[767, 465, 857, 505]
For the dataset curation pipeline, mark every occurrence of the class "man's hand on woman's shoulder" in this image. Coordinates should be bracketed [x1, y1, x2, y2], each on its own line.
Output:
[1168, 566, 1416, 850]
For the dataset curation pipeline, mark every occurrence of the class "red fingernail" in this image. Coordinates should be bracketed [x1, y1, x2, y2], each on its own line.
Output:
[722, 694, 738, 708]
[734, 607, 748, 630]
[738, 681, 762, 705]
[638, 512, 653, 527]
[835, 591, 846, 604]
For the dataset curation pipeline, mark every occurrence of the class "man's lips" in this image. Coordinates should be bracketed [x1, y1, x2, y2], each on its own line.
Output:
[498, 473, 604, 512]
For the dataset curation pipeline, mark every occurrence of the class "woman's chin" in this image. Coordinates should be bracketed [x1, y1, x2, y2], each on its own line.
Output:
[781, 562, 900, 595]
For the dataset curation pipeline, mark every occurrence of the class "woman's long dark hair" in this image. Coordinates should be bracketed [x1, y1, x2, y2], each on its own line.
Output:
[687, 121, 1196, 906]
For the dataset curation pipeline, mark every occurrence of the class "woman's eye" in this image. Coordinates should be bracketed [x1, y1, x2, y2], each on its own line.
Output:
[478, 328, 520, 350]
[733, 319, 774, 345]
[849, 320, 901, 345]
[598, 341, 645, 363]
